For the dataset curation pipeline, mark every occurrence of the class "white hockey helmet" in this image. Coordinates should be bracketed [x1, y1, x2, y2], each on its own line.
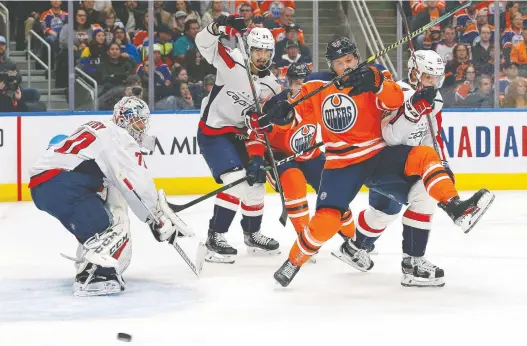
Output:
[113, 96, 151, 144]
[408, 50, 445, 88]
[245, 27, 275, 70]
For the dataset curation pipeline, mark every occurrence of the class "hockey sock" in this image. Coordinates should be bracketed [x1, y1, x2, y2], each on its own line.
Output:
[401, 209, 432, 257]
[240, 202, 264, 234]
[289, 208, 341, 266]
[354, 208, 397, 249]
[405, 146, 458, 204]
[209, 192, 239, 233]
[281, 168, 309, 234]
[339, 209, 356, 238]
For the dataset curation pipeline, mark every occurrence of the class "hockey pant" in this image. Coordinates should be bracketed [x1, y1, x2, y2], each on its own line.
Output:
[30, 171, 132, 276]
[287, 145, 458, 266]
[270, 153, 355, 237]
[355, 181, 436, 257]
[197, 128, 264, 234]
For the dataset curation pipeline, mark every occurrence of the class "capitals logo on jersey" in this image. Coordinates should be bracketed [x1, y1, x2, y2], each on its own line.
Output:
[322, 94, 358, 133]
[289, 124, 316, 153]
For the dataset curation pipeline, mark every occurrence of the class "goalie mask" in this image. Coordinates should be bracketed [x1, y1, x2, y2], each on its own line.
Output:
[408, 50, 445, 89]
[113, 97, 152, 146]
[245, 27, 275, 71]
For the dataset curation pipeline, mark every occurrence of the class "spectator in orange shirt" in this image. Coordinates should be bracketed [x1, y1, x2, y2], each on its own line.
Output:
[510, 28, 527, 76]
[410, 0, 445, 16]
[260, 0, 295, 18]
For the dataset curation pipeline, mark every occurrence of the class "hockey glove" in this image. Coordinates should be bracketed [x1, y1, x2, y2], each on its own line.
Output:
[148, 190, 194, 242]
[267, 100, 295, 126]
[246, 156, 267, 186]
[246, 111, 272, 135]
[213, 14, 247, 36]
[404, 86, 436, 123]
[345, 65, 385, 96]
[442, 160, 455, 185]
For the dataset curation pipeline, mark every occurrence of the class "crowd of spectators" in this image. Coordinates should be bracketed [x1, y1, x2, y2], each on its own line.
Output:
[6, 0, 312, 110]
[408, 0, 527, 108]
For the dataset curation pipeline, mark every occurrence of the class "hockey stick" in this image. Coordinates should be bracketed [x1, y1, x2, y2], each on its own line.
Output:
[396, 1, 444, 159]
[167, 141, 324, 213]
[120, 174, 206, 277]
[286, 0, 471, 110]
[235, 33, 288, 227]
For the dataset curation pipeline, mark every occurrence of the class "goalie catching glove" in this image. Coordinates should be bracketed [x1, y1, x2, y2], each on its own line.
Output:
[212, 14, 247, 36]
[147, 189, 194, 242]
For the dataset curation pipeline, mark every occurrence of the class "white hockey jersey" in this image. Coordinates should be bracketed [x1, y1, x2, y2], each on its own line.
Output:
[29, 120, 157, 222]
[381, 80, 446, 158]
[196, 24, 282, 136]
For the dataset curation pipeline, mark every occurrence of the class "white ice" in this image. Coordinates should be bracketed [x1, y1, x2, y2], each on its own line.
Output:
[0, 191, 526, 346]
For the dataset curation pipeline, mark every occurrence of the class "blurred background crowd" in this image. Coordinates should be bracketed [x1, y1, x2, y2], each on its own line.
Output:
[0, 0, 526, 112]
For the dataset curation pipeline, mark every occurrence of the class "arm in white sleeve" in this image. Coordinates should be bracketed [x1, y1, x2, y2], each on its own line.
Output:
[92, 128, 158, 223]
[381, 105, 422, 145]
[195, 24, 236, 70]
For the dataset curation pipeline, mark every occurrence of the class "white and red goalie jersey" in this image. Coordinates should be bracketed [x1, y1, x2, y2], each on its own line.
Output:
[381, 80, 447, 159]
[29, 120, 157, 222]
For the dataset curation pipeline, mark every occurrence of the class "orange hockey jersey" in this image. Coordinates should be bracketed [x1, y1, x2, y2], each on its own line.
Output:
[247, 89, 322, 161]
[292, 65, 403, 169]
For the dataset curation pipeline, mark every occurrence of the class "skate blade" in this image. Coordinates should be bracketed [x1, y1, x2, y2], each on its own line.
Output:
[246, 247, 281, 256]
[331, 250, 373, 272]
[195, 242, 207, 275]
[401, 274, 445, 288]
[461, 191, 495, 234]
[205, 250, 236, 264]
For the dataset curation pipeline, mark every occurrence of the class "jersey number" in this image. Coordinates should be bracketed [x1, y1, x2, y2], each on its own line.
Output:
[55, 131, 96, 155]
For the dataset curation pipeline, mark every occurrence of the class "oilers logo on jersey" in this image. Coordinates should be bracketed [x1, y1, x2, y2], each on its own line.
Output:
[289, 124, 316, 153]
[322, 94, 358, 133]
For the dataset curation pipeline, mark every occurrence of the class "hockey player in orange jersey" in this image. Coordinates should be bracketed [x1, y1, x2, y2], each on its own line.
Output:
[246, 62, 355, 242]
[256, 37, 494, 287]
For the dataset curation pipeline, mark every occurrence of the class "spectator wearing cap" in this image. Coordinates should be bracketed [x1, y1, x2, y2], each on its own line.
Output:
[184, 48, 216, 83]
[271, 22, 304, 45]
[113, 23, 141, 64]
[472, 25, 493, 69]
[175, 0, 202, 28]
[275, 40, 312, 69]
[154, 0, 173, 29]
[202, 0, 230, 29]
[260, 0, 295, 19]
[499, 62, 519, 101]
[135, 45, 172, 86]
[172, 11, 187, 41]
[274, 24, 310, 62]
[173, 19, 200, 64]
[203, 74, 216, 95]
[435, 26, 456, 63]
[141, 23, 174, 66]
[461, 8, 495, 46]
[423, 25, 442, 50]
[115, 1, 143, 36]
[411, 1, 445, 49]
[79, 25, 107, 77]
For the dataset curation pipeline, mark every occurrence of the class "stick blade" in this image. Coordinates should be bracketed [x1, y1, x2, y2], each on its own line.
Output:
[168, 201, 184, 213]
[195, 242, 207, 276]
[279, 210, 288, 227]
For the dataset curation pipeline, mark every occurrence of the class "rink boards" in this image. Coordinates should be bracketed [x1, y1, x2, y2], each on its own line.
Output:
[0, 109, 526, 202]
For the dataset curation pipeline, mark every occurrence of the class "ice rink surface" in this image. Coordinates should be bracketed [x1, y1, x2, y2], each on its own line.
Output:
[0, 190, 526, 346]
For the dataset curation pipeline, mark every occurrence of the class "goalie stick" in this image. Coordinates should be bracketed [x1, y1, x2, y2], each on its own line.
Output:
[284, 0, 471, 110]
[168, 141, 324, 213]
[235, 33, 288, 226]
[120, 174, 206, 277]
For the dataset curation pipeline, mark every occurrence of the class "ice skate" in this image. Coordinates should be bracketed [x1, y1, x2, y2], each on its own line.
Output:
[439, 189, 495, 233]
[401, 255, 445, 288]
[244, 231, 280, 255]
[274, 259, 301, 287]
[338, 231, 377, 255]
[205, 231, 237, 264]
[73, 263, 125, 297]
[331, 239, 374, 272]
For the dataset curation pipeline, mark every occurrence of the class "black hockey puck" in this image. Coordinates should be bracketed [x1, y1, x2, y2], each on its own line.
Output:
[117, 333, 132, 342]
